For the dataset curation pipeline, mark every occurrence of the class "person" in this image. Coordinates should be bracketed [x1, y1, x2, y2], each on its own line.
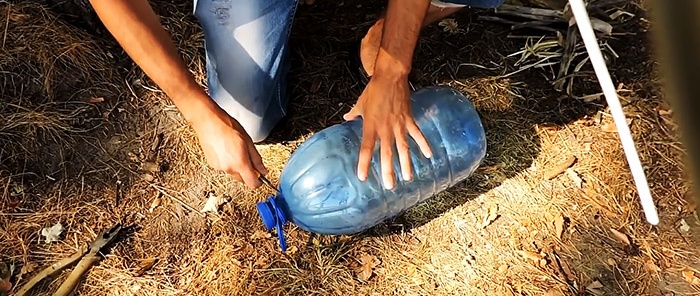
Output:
[88, 0, 503, 190]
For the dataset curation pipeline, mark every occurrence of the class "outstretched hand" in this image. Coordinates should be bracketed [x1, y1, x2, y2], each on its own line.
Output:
[344, 75, 432, 190]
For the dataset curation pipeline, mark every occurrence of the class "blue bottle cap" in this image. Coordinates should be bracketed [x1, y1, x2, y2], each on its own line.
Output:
[256, 196, 288, 252]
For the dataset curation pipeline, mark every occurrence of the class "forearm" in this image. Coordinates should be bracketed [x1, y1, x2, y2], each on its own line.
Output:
[373, 0, 430, 80]
[89, 0, 218, 124]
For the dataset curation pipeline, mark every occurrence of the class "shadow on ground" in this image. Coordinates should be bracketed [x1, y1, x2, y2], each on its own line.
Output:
[269, 1, 604, 237]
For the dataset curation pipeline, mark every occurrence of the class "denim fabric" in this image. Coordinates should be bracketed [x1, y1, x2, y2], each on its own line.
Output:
[192, 0, 502, 143]
[194, 0, 298, 142]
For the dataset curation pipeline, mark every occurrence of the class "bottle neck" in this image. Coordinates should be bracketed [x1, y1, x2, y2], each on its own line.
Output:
[256, 195, 288, 252]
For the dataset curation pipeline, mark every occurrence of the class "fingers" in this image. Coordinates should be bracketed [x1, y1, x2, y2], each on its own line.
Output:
[238, 162, 262, 189]
[248, 142, 268, 176]
[407, 121, 432, 159]
[379, 131, 395, 190]
[343, 105, 362, 121]
[357, 128, 376, 182]
[223, 148, 262, 189]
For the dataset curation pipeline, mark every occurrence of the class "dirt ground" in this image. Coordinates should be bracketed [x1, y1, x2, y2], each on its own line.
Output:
[2, 0, 699, 295]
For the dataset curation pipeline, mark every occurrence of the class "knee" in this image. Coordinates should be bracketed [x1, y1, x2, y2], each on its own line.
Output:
[245, 122, 273, 143]
[209, 86, 287, 143]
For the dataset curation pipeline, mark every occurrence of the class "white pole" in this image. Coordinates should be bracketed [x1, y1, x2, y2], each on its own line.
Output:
[568, 0, 659, 225]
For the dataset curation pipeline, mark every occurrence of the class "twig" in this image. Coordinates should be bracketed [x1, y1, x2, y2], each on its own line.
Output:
[499, 55, 558, 78]
[496, 4, 564, 19]
[456, 63, 500, 71]
[554, 25, 579, 92]
[150, 184, 205, 217]
[544, 155, 577, 180]
[2, 4, 9, 48]
[478, 15, 563, 33]
[511, 20, 558, 30]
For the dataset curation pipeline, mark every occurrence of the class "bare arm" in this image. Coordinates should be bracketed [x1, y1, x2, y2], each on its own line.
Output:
[88, 0, 217, 125]
[345, 0, 433, 189]
[373, 0, 430, 81]
[89, 0, 267, 188]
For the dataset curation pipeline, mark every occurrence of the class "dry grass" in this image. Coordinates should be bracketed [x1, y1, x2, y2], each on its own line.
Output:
[2, 1, 700, 295]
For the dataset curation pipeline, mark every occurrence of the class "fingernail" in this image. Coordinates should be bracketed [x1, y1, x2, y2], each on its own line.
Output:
[384, 178, 394, 190]
[403, 174, 412, 181]
[358, 172, 366, 181]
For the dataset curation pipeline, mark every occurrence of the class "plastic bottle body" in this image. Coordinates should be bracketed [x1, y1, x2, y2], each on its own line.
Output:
[260, 86, 486, 237]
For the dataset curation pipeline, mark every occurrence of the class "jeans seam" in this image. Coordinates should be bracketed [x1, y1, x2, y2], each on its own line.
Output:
[277, 0, 299, 117]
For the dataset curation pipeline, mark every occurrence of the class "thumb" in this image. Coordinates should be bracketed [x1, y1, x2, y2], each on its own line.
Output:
[248, 142, 268, 176]
[343, 106, 361, 121]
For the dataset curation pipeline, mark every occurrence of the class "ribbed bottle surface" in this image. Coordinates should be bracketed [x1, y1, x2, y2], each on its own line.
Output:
[274, 86, 487, 235]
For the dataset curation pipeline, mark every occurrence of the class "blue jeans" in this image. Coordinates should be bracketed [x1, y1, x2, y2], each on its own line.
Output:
[193, 0, 503, 142]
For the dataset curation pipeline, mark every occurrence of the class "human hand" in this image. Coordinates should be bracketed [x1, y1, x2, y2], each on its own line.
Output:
[191, 104, 268, 189]
[343, 75, 432, 190]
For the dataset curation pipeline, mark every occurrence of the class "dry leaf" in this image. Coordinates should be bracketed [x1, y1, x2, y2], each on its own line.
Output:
[586, 280, 605, 295]
[658, 109, 673, 116]
[19, 262, 35, 276]
[41, 222, 63, 243]
[141, 162, 159, 173]
[253, 256, 271, 269]
[601, 122, 617, 133]
[544, 155, 577, 180]
[601, 118, 633, 133]
[644, 260, 660, 273]
[88, 97, 104, 103]
[581, 93, 603, 103]
[680, 219, 691, 232]
[609, 10, 634, 20]
[231, 258, 242, 267]
[558, 257, 576, 281]
[135, 258, 156, 276]
[609, 228, 631, 246]
[516, 250, 544, 262]
[566, 168, 583, 188]
[200, 192, 229, 214]
[285, 246, 299, 255]
[438, 18, 460, 34]
[591, 18, 612, 36]
[607, 258, 616, 266]
[251, 230, 272, 240]
[481, 204, 499, 229]
[682, 268, 700, 285]
[356, 254, 380, 281]
[141, 173, 155, 182]
[554, 214, 565, 239]
[149, 194, 161, 212]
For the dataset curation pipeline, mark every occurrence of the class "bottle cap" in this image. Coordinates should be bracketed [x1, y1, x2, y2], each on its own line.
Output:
[256, 195, 288, 252]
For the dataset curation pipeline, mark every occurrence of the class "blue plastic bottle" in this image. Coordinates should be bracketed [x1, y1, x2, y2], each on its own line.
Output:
[257, 86, 487, 251]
